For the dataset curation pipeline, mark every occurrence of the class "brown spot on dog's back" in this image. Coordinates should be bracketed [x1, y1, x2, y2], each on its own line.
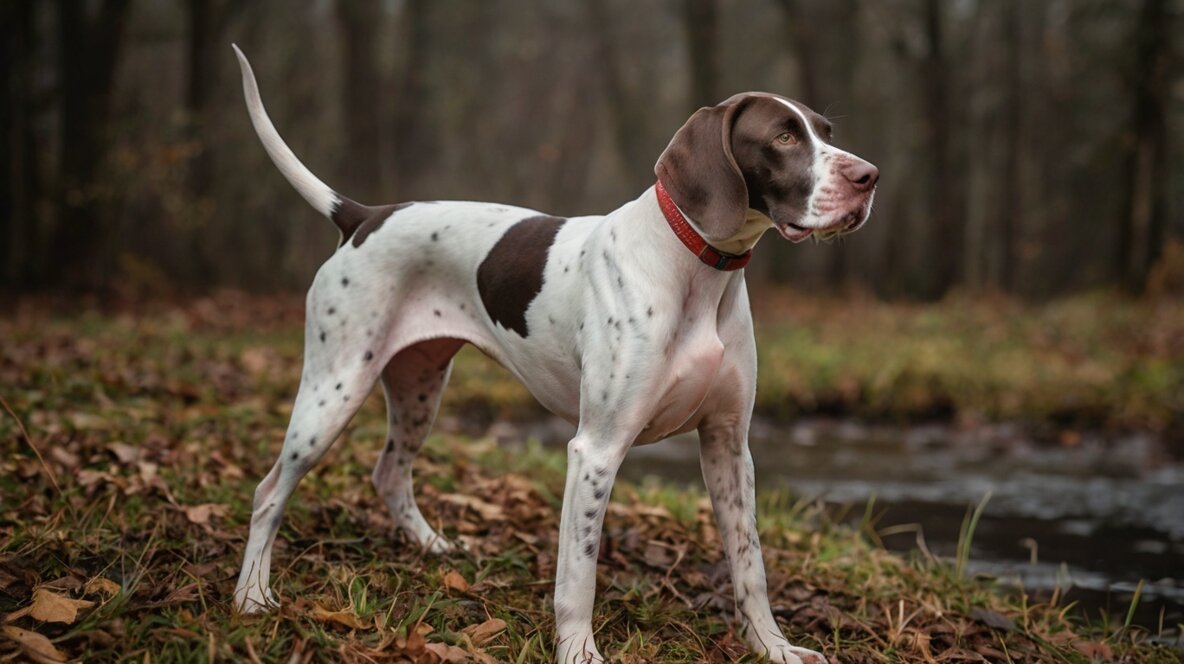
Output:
[330, 197, 416, 247]
[477, 215, 565, 337]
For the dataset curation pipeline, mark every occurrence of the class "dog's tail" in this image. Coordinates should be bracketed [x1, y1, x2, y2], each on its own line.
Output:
[233, 44, 358, 236]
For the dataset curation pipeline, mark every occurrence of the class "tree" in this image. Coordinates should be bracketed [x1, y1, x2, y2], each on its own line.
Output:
[1118, 0, 1173, 292]
[53, 0, 132, 291]
[336, 0, 385, 202]
[920, 0, 960, 299]
[682, 0, 719, 111]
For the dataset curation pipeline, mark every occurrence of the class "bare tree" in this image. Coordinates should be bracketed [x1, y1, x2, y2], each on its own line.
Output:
[586, 0, 654, 189]
[53, 0, 131, 290]
[336, 0, 385, 202]
[1118, 0, 1173, 291]
[920, 0, 959, 299]
[682, 0, 719, 111]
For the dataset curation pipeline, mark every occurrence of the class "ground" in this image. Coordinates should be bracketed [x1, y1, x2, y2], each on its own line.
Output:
[1, 291, 1181, 662]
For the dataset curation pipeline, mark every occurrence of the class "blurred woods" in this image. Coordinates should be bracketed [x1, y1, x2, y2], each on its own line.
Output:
[1, 0, 1181, 300]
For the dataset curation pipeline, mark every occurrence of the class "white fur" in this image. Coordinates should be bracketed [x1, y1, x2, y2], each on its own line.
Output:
[230, 50, 831, 664]
[232, 45, 339, 220]
[776, 97, 873, 233]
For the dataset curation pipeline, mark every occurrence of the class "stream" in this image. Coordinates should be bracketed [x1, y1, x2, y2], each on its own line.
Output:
[487, 416, 1184, 633]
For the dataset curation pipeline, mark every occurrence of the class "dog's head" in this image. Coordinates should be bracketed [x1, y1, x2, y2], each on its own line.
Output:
[655, 93, 878, 244]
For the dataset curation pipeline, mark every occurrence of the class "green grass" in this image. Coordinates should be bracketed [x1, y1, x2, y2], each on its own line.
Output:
[1, 293, 1182, 662]
[451, 290, 1184, 432]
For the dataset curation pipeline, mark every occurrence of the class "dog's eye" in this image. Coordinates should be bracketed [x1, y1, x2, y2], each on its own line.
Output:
[776, 132, 796, 145]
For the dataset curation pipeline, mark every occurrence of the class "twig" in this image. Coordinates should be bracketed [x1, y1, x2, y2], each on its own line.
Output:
[0, 393, 61, 496]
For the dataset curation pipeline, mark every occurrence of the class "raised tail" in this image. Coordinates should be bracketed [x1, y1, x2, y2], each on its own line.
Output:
[233, 44, 364, 238]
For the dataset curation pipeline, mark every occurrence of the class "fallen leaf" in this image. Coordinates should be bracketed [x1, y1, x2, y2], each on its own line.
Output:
[442, 570, 469, 593]
[107, 442, 141, 464]
[438, 493, 505, 520]
[1073, 640, 1114, 660]
[1, 625, 68, 663]
[424, 641, 469, 662]
[239, 347, 273, 376]
[182, 503, 228, 525]
[462, 618, 507, 646]
[310, 603, 367, 630]
[83, 577, 121, 598]
[68, 412, 106, 431]
[7, 588, 95, 625]
[48, 447, 79, 469]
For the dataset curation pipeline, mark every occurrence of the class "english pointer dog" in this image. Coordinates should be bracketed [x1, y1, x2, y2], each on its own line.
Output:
[230, 45, 877, 664]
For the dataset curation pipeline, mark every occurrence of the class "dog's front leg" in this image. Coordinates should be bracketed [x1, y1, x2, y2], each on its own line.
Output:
[699, 418, 827, 664]
[553, 430, 631, 664]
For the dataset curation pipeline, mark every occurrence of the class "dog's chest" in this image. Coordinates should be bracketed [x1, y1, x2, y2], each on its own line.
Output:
[636, 329, 726, 443]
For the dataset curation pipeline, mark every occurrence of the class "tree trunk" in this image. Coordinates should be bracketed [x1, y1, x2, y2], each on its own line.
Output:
[54, 0, 131, 291]
[682, 0, 719, 111]
[0, 3, 16, 286]
[391, 0, 433, 199]
[920, 0, 958, 299]
[586, 0, 653, 189]
[336, 0, 385, 202]
[997, 0, 1021, 292]
[773, 0, 821, 108]
[1118, 0, 1172, 292]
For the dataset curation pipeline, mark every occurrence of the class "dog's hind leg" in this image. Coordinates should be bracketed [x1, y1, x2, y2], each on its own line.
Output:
[233, 310, 384, 613]
[371, 337, 463, 553]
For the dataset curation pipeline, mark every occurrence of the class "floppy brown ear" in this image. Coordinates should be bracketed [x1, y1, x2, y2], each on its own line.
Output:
[654, 98, 749, 242]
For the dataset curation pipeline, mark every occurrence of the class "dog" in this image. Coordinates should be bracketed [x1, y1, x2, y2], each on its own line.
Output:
[230, 45, 876, 664]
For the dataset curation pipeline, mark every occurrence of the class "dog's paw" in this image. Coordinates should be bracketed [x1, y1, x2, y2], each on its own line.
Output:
[424, 536, 456, 555]
[766, 644, 827, 664]
[555, 632, 604, 664]
[233, 586, 278, 615]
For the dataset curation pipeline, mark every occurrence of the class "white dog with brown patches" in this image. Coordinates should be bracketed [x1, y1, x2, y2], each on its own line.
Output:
[230, 45, 877, 664]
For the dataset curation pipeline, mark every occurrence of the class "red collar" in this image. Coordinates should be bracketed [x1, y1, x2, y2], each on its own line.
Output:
[655, 180, 752, 271]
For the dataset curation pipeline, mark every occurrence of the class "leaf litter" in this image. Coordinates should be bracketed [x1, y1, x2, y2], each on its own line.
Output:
[0, 293, 1180, 662]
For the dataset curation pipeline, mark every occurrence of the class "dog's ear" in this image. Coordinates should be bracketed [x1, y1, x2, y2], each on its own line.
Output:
[654, 97, 750, 242]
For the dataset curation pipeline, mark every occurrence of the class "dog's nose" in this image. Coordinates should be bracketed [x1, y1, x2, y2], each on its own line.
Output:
[841, 160, 879, 192]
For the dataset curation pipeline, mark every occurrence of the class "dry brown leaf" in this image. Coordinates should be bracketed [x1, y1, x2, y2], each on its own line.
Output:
[48, 447, 79, 469]
[182, 503, 229, 525]
[239, 347, 273, 376]
[310, 603, 368, 631]
[1073, 640, 1114, 660]
[423, 641, 469, 662]
[441, 570, 469, 593]
[7, 588, 95, 625]
[400, 622, 430, 654]
[107, 442, 141, 464]
[437, 494, 505, 520]
[1, 625, 68, 663]
[462, 618, 507, 646]
[83, 577, 121, 598]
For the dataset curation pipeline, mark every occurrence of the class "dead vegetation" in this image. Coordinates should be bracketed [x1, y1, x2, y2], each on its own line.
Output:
[1, 294, 1180, 662]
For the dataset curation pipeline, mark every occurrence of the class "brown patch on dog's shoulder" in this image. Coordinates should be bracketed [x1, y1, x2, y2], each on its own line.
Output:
[331, 198, 416, 248]
[477, 215, 566, 337]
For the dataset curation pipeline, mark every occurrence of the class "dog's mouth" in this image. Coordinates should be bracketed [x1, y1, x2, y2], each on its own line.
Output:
[776, 222, 814, 243]
[776, 208, 867, 244]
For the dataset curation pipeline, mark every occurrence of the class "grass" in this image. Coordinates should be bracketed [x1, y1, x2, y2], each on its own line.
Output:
[449, 290, 1184, 434]
[1, 292, 1182, 662]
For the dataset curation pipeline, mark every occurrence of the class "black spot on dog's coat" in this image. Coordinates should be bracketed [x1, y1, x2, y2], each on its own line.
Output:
[477, 215, 566, 337]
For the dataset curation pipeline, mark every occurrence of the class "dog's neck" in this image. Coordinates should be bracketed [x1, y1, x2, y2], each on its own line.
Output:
[622, 186, 765, 283]
[694, 209, 774, 255]
[659, 191, 774, 257]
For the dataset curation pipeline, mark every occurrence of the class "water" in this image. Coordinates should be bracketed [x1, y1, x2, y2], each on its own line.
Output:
[488, 416, 1184, 632]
